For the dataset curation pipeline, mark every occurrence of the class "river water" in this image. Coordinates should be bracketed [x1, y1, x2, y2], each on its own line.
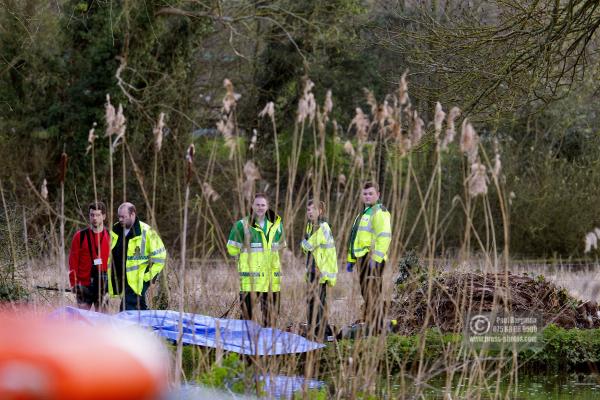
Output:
[420, 373, 600, 399]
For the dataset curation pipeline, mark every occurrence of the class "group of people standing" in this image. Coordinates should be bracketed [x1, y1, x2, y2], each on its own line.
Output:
[68, 202, 167, 311]
[227, 181, 392, 340]
[68, 181, 391, 340]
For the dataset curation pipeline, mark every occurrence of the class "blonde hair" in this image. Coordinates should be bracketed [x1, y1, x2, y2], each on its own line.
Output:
[307, 199, 326, 217]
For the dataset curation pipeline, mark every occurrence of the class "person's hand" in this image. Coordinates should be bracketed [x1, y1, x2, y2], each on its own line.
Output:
[368, 260, 381, 269]
[346, 262, 355, 272]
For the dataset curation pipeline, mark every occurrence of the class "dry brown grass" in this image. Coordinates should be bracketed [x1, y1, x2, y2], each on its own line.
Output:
[509, 262, 600, 303]
[25, 253, 397, 330]
[25, 255, 600, 325]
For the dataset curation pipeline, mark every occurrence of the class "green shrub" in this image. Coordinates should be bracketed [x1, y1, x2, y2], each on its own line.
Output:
[174, 346, 264, 396]
[323, 326, 600, 375]
[0, 279, 28, 302]
[0, 202, 30, 303]
[197, 353, 260, 395]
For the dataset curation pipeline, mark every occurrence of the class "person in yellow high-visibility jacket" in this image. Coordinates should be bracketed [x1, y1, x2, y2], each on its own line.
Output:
[301, 199, 337, 342]
[346, 181, 392, 334]
[226, 193, 285, 326]
[108, 202, 167, 311]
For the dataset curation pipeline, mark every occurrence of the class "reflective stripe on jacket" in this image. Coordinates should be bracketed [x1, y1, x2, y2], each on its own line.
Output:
[108, 221, 167, 296]
[226, 210, 285, 292]
[347, 203, 392, 263]
[301, 221, 338, 286]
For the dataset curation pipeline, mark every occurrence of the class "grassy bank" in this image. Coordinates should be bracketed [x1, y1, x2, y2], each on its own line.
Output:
[173, 325, 600, 397]
[335, 325, 600, 374]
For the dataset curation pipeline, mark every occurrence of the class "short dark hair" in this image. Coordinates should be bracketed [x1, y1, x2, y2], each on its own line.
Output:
[363, 181, 379, 192]
[254, 193, 269, 204]
[88, 201, 106, 215]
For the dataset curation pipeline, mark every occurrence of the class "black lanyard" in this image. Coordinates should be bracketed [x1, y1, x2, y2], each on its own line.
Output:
[84, 228, 105, 262]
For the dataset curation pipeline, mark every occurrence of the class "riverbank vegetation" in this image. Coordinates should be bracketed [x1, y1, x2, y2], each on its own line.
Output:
[174, 325, 600, 397]
[2, 0, 600, 398]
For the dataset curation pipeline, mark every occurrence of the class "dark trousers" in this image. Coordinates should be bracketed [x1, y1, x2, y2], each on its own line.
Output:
[121, 281, 150, 311]
[240, 291, 280, 327]
[307, 272, 328, 341]
[358, 257, 386, 334]
[76, 269, 107, 312]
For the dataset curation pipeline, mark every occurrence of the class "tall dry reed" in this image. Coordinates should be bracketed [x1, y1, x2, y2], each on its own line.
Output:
[17, 71, 525, 399]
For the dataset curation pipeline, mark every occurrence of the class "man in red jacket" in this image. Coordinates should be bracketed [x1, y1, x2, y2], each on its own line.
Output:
[68, 201, 111, 311]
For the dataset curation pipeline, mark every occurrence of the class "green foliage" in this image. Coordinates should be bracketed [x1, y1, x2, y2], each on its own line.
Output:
[0, 201, 30, 302]
[174, 345, 264, 395]
[197, 353, 263, 395]
[172, 327, 600, 398]
[255, 0, 382, 129]
[0, 0, 215, 237]
[178, 345, 203, 378]
[503, 78, 600, 257]
[520, 325, 600, 371]
[396, 249, 422, 286]
[388, 326, 600, 373]
[194, 136, 247, 163]
[323, 326, 600, 376]
[294, 388, 329, 400]
[0, 280, 28, 302]
[198, 353, 242, 392]
[1, 0, 600, 259]
[0, 1, 66, 187]
[386, 329, 462, 372]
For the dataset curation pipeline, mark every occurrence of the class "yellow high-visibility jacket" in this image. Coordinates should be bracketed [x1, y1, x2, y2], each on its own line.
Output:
[226, 210, 285, 292]
[108, 220, 167, 296]
[301, 221, 338, 286]
[347, 203, 392, 263]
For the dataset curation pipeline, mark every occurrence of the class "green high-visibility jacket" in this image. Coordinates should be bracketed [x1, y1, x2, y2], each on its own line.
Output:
[226, 210, 285, 292]
[301, 221, 338, 286]
[108, 220, 167, 296]
[347, 203, 392, 263]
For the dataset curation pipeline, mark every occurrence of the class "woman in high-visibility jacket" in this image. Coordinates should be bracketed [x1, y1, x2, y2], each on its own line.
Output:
[301, 199, 337, 341]
[227, 193, 285, 326]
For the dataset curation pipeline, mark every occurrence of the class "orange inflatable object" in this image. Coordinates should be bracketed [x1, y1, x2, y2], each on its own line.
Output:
[0, 309, 169, 400]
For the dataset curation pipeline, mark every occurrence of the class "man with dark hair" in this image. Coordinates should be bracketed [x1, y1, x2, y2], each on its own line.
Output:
[346, 181, 392, 334]
[226, 193, 286, 326]
[68, 201, 110, 311]
[108, 202, 167, 311]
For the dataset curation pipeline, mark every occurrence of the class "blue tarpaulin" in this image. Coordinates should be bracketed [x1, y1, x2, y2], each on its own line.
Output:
[51, 307, 324, 356]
